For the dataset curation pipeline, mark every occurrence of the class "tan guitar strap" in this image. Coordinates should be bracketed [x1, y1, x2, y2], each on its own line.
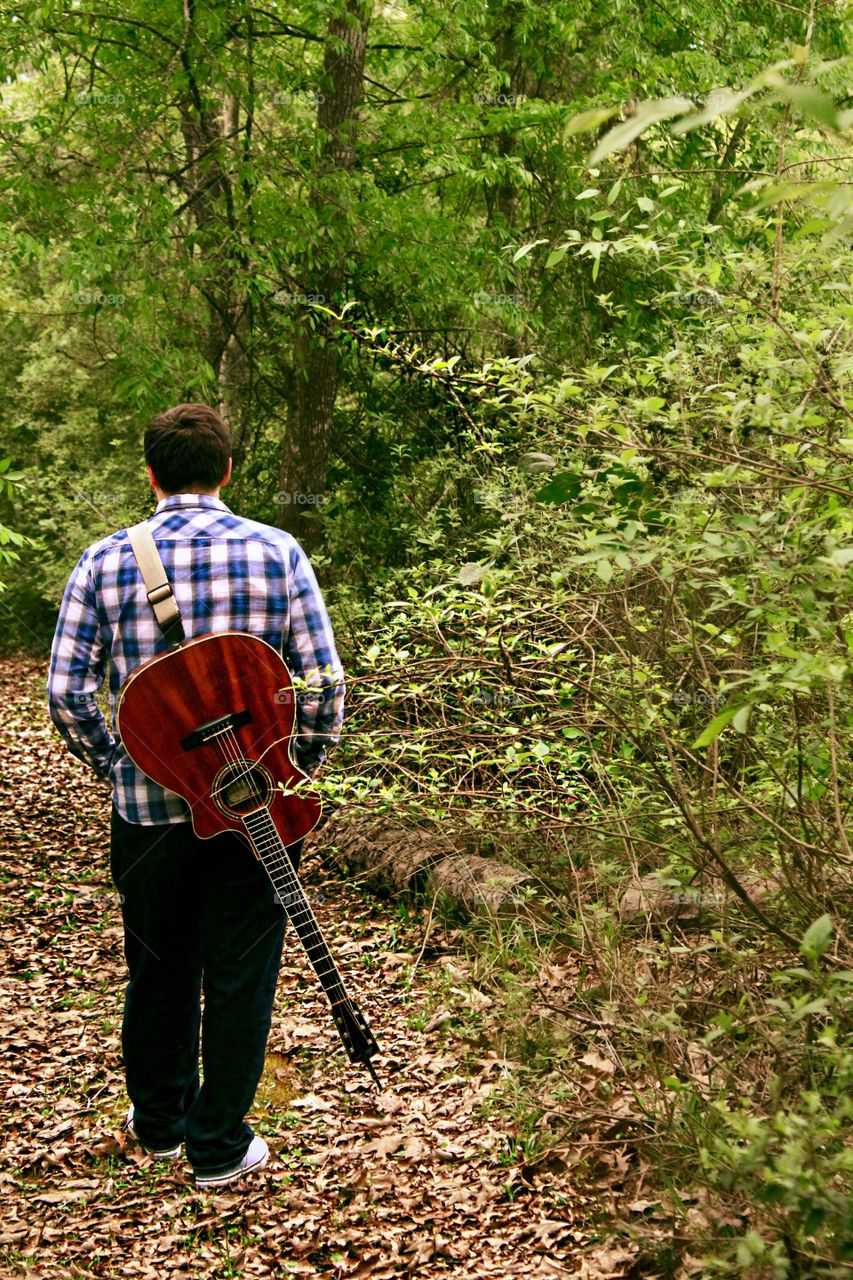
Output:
[126, 521, 185, 647]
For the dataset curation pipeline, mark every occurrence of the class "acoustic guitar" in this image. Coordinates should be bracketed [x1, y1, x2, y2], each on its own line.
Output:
[115, 630, 381, 1084]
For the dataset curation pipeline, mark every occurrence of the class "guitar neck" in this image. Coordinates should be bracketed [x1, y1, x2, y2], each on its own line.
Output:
[242, 807, 347, 1003]
[241, 806, 382, 1081]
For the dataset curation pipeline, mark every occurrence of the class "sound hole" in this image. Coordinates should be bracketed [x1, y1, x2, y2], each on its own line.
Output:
[212, 761, 272, 816]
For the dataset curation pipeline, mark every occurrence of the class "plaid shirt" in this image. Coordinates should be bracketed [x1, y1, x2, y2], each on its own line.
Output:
[47, 493, 345, 825]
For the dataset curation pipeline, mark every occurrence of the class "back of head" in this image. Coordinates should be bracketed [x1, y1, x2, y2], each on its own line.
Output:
[145, 404, 232, 494]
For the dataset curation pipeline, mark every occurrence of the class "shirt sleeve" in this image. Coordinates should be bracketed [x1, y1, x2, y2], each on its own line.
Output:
[284, 539, 345, 774]
[46, 548, 116, 780]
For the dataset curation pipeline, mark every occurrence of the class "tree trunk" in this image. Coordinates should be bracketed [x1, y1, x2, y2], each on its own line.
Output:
[485, 5, 530, 360]
[707, 118, 748, 226]
[176, 0, 245, 405]
[277, 0, 370, 551]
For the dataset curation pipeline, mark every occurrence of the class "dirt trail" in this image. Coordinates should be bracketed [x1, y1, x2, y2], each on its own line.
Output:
[0, 659, 582, 1278]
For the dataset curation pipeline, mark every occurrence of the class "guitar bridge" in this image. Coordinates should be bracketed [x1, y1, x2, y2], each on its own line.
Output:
[181, 708, 253, 751]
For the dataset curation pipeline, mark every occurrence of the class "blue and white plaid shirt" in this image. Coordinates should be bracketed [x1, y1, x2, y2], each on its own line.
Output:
[47, 493, 345, 825]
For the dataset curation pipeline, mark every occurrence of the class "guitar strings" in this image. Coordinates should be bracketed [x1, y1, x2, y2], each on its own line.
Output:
[212, 726, 336, 968]
[210, 725, 304, 903]
[210, 725, 378, 1064]
[207, 724, 351, 1005]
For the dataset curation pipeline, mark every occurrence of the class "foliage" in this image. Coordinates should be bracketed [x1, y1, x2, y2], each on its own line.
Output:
[0, 458, 31, 592]
[2, 0, 853, 1271]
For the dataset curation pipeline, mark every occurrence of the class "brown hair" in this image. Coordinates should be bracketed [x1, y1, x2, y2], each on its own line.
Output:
[144, 404, 232, 494]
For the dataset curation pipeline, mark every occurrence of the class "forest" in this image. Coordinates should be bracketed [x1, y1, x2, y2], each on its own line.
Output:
[1, 0, 853, 1276]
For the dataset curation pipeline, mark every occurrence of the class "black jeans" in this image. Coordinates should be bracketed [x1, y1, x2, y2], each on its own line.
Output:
[109, 805, 301, 1176]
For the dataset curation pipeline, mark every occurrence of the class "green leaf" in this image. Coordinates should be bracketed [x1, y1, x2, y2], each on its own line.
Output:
[671, 85, 758, 134]
[800, 914, 833, 961]
[589, 97, 694, 165]
[606, 178, 623, 205]
[563, 105, 620, 138]
[691, 704, 739, 748]
[749, 179, 835, 212]
[513, 239, 548, 262]
[613, 478, 646, 504]
[732, 704, 753, 734]
[535, 472, 582, 504]
[827, 547, 853, 569]
[791, 997, 829, 1022]
[771, 82, 841, 130]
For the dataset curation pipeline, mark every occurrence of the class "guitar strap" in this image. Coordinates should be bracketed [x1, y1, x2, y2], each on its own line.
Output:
[126, 521, 185, 647]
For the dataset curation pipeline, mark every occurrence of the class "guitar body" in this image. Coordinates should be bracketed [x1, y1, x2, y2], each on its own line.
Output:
[116, 631, 321, 845]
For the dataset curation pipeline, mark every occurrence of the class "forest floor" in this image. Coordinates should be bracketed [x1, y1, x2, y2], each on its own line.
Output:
[1, 657, 653, 1280]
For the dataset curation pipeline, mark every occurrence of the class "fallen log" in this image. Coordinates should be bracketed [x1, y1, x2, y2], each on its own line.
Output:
[321, 813, 545, 916]
[619, 873, 782, 929]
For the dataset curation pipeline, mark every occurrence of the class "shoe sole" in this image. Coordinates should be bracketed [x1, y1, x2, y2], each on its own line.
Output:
[126, 1108, 182, 1159]
[126, 1122, 182, 1160]
[195, 1149, 269, 1190]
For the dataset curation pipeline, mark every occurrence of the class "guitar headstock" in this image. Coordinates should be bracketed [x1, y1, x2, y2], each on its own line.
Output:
[331, 997, 381, 1080]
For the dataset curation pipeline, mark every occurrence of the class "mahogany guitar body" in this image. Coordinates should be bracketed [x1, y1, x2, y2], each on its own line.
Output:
[115, 631, 321, 848]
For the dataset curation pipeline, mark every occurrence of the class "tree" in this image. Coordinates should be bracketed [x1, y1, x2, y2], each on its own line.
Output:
[277, 0, 371, 550]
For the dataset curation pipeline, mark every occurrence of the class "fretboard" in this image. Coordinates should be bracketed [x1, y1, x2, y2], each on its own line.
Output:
[242, 807, 347, 1003]
[240, 804, 381, 1081]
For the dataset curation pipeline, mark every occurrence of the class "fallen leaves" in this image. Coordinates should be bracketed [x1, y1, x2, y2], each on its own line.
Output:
[1, 658, 593, 1279]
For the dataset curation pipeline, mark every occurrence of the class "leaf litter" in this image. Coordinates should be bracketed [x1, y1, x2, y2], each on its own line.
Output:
[0, 658, 654, 1278]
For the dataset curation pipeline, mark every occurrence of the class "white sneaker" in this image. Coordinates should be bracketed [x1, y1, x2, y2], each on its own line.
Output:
[195, 1136, 270, 1189]
[126, 1104, 183, 1160]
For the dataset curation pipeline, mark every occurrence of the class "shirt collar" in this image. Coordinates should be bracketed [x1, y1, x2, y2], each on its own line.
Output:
[154, 493, 231, 514]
